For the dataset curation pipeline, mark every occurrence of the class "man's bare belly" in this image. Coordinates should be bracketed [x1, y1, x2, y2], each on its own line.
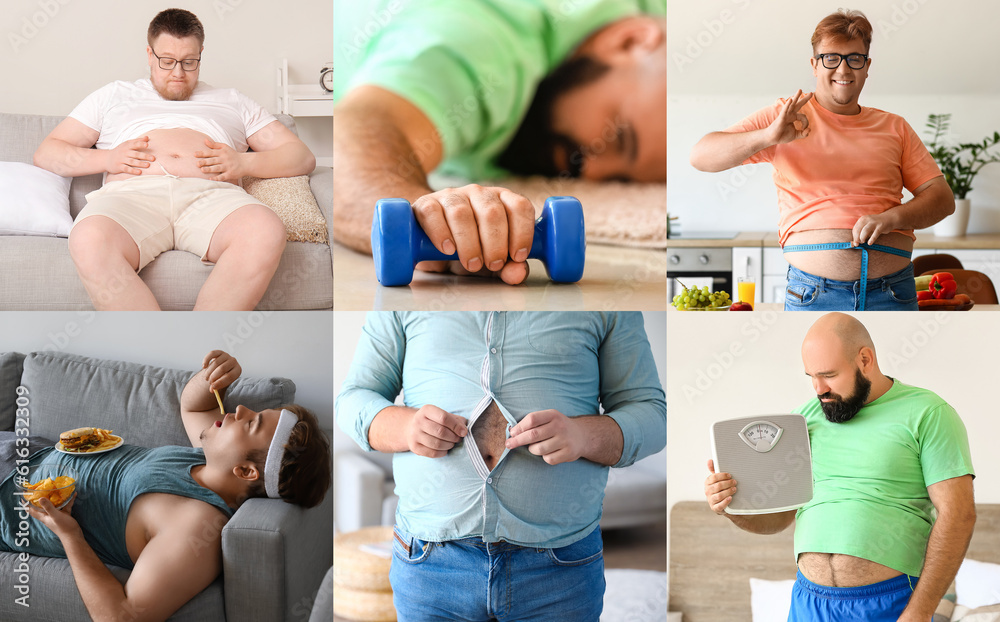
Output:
[106, 128, 232, 185]
[471, 401, 508, 471]
[797, 552, 903, 587]
[784, 230, 914, 281]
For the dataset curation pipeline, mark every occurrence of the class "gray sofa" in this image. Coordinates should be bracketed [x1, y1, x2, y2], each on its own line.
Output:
[0, 351, 333, 622]
[0, 112, 333, 310]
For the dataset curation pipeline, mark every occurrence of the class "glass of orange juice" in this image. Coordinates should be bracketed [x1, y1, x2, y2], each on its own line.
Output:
[738, 277, 756, 309]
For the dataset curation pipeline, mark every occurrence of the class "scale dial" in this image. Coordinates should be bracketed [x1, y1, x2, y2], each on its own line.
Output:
[738, 420, 783, 453]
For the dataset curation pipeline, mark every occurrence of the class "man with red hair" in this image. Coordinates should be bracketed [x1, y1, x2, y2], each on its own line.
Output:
[691, 9, 954, 312]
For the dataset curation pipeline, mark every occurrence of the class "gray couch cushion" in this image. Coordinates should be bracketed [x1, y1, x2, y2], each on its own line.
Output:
[0, 237, 91, 310]
[0, 352, 26, 431]
[18, 351, 295, 446]
[0, 553, 226, 622]
[308, 566, 333, 622]
[138, 240, 332, 311]
[223, 494, 334, 621]
[0, 112, 102, 219]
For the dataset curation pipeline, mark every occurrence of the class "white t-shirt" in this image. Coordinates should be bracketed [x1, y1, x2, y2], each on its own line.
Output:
[68, 79, 276, 152]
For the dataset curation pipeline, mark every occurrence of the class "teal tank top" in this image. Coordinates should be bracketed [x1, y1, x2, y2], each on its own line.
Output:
[0, 445, 233, 569]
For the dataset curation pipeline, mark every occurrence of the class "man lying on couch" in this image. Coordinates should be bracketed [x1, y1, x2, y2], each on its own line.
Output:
[0, 349, 331, 622]
[33, 8, 315, 311]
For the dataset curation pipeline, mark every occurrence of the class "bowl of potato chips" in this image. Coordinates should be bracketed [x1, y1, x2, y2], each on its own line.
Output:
[14, 465, 78, 510]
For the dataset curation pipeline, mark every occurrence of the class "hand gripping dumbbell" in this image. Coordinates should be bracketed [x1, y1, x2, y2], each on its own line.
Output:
[371, 196, 586, 286]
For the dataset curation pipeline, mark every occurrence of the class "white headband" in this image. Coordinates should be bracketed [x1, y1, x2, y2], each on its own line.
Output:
[264, 409, 297, 499]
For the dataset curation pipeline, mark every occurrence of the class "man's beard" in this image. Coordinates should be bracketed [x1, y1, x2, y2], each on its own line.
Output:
[152, 75, 195, 101]
[818, 368, 871, 423]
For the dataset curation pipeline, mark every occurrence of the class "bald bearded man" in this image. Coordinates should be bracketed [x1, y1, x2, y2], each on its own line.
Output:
[704, 312, 975, 621]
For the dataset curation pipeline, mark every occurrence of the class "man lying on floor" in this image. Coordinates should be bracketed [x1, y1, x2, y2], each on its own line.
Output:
[334, 0, 666, 284]
[0, 350, 331, 622]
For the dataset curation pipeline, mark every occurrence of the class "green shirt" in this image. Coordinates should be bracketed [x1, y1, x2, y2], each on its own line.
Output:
[793, 380, 974, 577]
[334, 0, 666, 179]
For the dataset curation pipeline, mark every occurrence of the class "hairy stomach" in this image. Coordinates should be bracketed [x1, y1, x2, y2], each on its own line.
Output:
[797, 552, 903, 587]
[784, 229, 914, 281]
[106, 128, 229, 184]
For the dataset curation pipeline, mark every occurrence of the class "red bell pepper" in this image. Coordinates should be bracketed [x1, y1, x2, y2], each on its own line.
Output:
[929, 272, 958, 299]
[916, 290, 934, 301]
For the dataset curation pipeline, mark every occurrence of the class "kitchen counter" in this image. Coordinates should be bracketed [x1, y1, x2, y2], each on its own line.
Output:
[666, 232, 769, 248]
[913, 233, 1000, 249]
[666, 231, 1000, 249]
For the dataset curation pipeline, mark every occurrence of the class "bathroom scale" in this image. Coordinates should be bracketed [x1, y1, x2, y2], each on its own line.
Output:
[710, 414, 813, 515]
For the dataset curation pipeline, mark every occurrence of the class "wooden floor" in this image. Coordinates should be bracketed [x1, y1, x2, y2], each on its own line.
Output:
[333, 242, 667, 311]
[333, 521, 666, 621]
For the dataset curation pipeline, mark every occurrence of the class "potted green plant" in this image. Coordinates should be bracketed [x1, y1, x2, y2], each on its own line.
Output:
[924, 113, 1000, 237]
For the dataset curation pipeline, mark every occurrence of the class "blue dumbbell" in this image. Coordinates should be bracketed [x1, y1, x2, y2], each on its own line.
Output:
[371, 196, 586, 287]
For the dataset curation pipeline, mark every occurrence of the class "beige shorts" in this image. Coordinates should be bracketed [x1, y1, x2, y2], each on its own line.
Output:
[74, 175, 259, 270]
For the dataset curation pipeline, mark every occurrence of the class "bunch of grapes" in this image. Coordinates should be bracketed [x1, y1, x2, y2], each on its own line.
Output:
[671, 285, 732, 310]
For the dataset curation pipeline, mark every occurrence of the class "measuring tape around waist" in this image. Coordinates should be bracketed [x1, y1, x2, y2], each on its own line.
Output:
[782, 242, 913, 310]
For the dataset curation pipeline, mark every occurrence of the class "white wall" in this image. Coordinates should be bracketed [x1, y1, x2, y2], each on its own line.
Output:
[333, 312, 667, 475]
[0, 311, 333, 431]
[0, 0, 331, 163]
[668, 0, 1000, 234]
[667, 311, 1000, 516]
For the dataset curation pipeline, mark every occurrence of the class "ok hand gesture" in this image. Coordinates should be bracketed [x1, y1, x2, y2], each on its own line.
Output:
[766, 90, 813, 146]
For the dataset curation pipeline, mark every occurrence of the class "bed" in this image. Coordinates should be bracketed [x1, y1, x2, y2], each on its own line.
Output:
[669, 501, 1000, 622]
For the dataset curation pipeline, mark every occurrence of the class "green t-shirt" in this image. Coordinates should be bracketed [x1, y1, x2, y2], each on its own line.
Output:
[334, 0, 666, 179]
[793, 380, 974, 577]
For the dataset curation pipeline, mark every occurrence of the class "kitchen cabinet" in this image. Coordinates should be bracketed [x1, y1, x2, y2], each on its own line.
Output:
[732, 247, 763, 307]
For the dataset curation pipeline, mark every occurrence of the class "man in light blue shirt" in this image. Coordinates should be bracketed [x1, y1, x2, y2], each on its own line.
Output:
[337, 311, 665, 621]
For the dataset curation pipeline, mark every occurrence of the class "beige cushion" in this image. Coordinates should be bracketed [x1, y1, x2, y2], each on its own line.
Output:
[242, 175, 329, 244]
[333, 526, 395, 621]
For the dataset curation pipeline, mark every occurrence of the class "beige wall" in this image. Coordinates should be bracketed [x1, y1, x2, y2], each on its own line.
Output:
[0, 0, 331, 163]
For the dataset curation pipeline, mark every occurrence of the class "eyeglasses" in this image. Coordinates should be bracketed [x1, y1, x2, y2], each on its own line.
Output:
[151, 48, 201, 72]
[815, 53, 869, 70]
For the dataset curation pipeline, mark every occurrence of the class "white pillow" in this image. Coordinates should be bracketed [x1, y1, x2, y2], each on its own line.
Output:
[956, 558, 1000, 609]
[0, 162, 73, 236]
[750, 578, 795, 622]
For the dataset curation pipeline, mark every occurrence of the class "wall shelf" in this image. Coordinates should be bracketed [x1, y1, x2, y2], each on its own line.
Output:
[277, 58, 332, 118]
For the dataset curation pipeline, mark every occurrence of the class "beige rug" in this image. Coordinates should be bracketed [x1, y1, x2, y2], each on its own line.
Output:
[493, 177, 667, 249]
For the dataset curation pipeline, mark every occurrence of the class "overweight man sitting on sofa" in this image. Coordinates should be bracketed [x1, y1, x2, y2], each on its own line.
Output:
[0, 350, 331, 622]
[32, 8, 315, 311]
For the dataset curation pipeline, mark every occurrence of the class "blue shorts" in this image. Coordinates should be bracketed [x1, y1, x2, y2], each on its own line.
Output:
[784, 264, 919, 311]
[788, 570, 918, 621]
[390, 525, 605, 621]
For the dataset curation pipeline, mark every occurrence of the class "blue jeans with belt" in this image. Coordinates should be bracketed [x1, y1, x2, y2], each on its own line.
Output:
[389, 525, 605, 621]
[784, 264, 919, 311]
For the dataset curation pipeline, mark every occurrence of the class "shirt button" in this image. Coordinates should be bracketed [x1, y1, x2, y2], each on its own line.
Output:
[487, 478, 493, 484]
[491, 348, 497, 354]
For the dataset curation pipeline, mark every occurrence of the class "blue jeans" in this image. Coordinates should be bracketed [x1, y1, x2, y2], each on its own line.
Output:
[784, 264, 919, 311]
[788, 571, 918, 621]
[390, 525, 605, 621]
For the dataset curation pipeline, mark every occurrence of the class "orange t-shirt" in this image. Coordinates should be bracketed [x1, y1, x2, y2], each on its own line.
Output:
[727, 96, 943, 246]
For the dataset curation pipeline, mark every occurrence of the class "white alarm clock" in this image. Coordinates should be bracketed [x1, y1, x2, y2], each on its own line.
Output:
[711, 414, 813, 515]
[320, 63, 333, 93]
